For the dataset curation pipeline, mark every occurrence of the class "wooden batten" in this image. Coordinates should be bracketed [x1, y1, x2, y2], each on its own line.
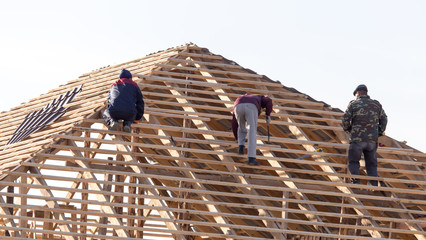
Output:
[0, 43, 424, 240]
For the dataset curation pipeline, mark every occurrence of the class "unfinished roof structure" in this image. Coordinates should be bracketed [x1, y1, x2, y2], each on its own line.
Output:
[0, 43, 425, 240]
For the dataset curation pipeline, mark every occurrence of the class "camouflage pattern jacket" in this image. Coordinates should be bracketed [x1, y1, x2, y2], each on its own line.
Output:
[342, 95, 388, 143]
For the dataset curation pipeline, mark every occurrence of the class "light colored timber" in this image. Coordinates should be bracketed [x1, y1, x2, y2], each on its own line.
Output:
[168, 58, 245, 70]
[140, 85, 324, 108]
[1, 180, 425, 237]
[64, 127, 426, 173]
[3, 178, 425, 226]
[177, 51, 224, 60]
[0, 202, 421, 234]
[137, 73, 307, 97]
[82, 120, 426, 159]
[151, 69, 285, 88]
[45, 142, 426, 180]
[37, 145, 426, 187]
[0, 43, 424, 239]
[157, 63, 264, 78]
[0, 204, 423, 237]
[16, 161, 426, 206]
[2, 175, 425, 221]
[73, 125, 416, 158]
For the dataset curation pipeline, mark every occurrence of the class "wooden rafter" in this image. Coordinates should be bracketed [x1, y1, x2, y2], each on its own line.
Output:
[0, 43, 425, 240]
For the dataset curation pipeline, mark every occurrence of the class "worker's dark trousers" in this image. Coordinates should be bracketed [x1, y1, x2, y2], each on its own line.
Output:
[103, 108, 136, 126]
[348, 142, 378, 186]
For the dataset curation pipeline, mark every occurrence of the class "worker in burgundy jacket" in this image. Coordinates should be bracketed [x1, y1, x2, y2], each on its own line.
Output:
[232, 93, 273, 165]
[103, 69, 144, 132]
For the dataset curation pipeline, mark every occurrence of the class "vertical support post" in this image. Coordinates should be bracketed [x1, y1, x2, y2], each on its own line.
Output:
[136, 180, 145, 239]
[5, 185, 14, 237]
[282, 190, 289, 239]
[81, 131, 90, 240]
[19, 176, 28, 238]
[388, 222, 395, 239]
[99, 157, 113, 238]
[178, 181, 193, 239]
[178, 85, 194, 240]
[354, 217, 362, 236]
[128, 176, 137, 237]
[42, 211, 53, 239]
[128, 129, 138, 237]
[338, 150, 349, 238]
[113, 154, 124, 236]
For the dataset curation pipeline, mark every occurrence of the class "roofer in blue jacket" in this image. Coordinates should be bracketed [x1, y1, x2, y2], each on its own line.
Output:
[103, 69, 144, 132]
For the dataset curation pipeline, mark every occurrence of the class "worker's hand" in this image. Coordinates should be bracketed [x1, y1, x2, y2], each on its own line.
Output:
[266, 116, 271, 124]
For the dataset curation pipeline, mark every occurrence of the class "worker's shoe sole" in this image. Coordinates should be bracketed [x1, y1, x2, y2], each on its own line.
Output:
[108, 121, 119, 131]
[123, 125, 131, 133]
[248, 157, 259, 166]
[238, 145, 245, 155]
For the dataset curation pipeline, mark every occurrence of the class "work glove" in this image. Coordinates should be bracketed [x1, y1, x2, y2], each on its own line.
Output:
[266, 116, 271, 124]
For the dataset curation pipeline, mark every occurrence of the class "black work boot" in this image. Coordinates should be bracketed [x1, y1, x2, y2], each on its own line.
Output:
[123, 121, 132, 133]
[351, 178, 360, 184]
[248, 157, 259, 166]
[238, 145, 245, 155]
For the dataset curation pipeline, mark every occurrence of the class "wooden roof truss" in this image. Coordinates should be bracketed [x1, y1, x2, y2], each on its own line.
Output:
[0, 44, 425, 239]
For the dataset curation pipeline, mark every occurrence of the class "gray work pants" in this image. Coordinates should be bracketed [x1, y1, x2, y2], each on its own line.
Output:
[234, 103, 258, 158]
[348, 142, 378, 186]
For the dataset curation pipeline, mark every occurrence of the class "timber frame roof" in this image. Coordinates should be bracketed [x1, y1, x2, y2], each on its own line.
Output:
[0, 43, 425, 239]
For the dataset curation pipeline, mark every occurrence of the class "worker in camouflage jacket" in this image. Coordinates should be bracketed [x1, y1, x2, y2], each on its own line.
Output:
[342, 84, 387, 186]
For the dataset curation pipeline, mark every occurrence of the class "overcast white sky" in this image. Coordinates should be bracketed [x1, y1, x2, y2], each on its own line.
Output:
[0, 1, 424, 152]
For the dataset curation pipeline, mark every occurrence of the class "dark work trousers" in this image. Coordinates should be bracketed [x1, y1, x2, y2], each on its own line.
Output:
[348, 142, 378, 186]
[103, 108, 136, 127]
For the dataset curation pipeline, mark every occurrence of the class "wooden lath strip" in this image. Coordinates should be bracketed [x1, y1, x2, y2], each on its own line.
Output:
[38, 148, 426, 187]
[49, 133, 426, 178]
[151, 69, 285, 88]
[1, 177, 424, 238]
[0, 196, 21, 238]
[168, 58, 246, 70]
[160, 79, 285, 238]
[137, 74, 307, 97]
[74, 122, 416, 158]
[0, 221, 402, 240]
[2, 172, 425, 221]
[156, 63, 265, 78]
[82, 119, 426, 159]
[145, 111, 240, 238]
[3, 172, 425, 225]
[25, 165, 77, 240]
[140, 83, 327, 111]
[0, 204, 422, 238]
[18, 160, 426, 206]
[189, 59, 329, 237]
[105, 137, 186, 240]
[141, 90, 320, 109]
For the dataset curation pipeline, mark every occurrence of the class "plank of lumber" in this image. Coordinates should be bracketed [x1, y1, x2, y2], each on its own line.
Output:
[17, 161, 426, 206]
[2, 176, 424, 222]
[137, 74, 305, 97]
[151, 70, 284, 88]
[157, 63, 263, 78]
[39, 150, 426, 187]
